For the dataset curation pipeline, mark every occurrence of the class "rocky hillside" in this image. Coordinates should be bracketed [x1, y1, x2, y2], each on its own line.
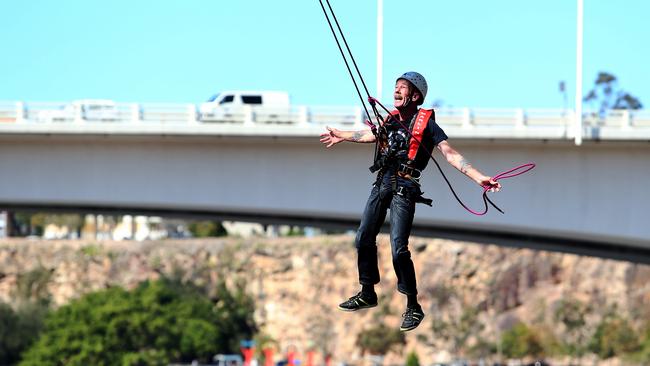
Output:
[1, 235, 649, 365]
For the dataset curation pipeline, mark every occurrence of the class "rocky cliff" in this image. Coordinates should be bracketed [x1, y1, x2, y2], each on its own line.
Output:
[1, 235, 648, 365]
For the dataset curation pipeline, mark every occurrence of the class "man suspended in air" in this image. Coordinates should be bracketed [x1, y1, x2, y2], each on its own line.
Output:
[320, 72, 501, 331]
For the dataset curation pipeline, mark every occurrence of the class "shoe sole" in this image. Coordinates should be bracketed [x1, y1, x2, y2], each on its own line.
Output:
[337, 303, 377, 312]
[400, 314, 425, 331]
[400, 323, 420, 331]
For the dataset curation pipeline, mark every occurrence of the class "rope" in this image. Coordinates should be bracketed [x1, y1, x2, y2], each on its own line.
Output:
[317, 0, 535, 215]
[316, 0, 386, 163]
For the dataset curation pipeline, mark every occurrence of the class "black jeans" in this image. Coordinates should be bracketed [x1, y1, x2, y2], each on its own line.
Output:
[355, 172, 419, 296]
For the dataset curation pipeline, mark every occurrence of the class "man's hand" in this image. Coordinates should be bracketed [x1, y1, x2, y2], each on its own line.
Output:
[479, 176, 502, 192]
[319, 126, 345, 148]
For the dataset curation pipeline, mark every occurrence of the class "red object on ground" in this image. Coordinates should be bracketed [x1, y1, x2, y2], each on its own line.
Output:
[241, 347, 255, 366]
[264, 348, 274, 366]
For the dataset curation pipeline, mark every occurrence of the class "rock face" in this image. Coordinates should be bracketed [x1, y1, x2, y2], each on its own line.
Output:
[1, 235, 649, 365]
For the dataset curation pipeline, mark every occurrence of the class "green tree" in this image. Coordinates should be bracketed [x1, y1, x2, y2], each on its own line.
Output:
[10, 213, 44, 236]
[0, 302, 48, 365]
[285, 226, 305, 237]
[13, 266, 54, 306]
[211, 279, 257, 352]
[553, 298, 589, 360]
[467, 338, 496, 360]
[632, 324, 650, 364]
[19, 278, 256, 365]
[501, 322, 544, 359]
[8, 212, 83, 237]
[405, 351, 420, 366]
[188, 221, 228, 237]
[356, 323, 406, 356]
[588, 316, 640, 359]
[583, 71, 643, 118]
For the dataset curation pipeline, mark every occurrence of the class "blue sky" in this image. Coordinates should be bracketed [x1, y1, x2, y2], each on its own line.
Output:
[1, 0, 647, 109]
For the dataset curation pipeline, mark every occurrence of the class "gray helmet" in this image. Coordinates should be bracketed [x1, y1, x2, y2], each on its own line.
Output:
[397, 71, 428, 100]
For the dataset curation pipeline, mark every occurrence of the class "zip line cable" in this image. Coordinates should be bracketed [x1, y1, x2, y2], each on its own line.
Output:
[317, 0, 387, 163]
[317, 0, 535, 215]
[317, 0, 375, 124]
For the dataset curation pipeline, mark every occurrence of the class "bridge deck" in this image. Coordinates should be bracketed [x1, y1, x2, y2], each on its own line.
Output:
[1, 102, 649, 262]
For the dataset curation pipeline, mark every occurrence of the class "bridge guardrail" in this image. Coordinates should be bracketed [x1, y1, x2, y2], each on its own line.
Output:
[0, 102, 18, 122]
[0, 100, 649, 140]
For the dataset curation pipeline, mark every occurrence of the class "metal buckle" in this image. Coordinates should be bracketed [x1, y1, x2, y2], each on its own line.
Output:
[398, 163, 422, 184]
[410, 174, 421, 185]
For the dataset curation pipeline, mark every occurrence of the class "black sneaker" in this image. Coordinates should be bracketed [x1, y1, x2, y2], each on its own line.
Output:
[400, 306, 425, 331]
[338, 292, 378, 312]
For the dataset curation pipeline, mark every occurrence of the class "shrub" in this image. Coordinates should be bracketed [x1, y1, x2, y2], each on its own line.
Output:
[589, 316, 640, 359]
[405, 351, 420, 366]
[501, 322, 544, 359]
[19, 278, 256, 365]
[356, 323, 406, 355]
[0, 302, 48, 365]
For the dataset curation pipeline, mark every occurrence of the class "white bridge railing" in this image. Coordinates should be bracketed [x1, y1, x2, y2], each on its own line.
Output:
[1, 101, 649, 140]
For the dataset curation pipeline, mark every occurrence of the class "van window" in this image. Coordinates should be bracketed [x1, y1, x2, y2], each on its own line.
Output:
[241, 95, 263, 105]
[220, 95, 234, 105]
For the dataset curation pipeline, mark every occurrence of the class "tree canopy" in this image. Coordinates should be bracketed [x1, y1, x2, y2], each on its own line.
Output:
[584, 71, 643, 118]
[19, 278, 256, 366]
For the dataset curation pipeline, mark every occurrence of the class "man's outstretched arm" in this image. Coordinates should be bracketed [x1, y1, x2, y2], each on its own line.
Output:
[319, 126, 376, 148]
[436, 140, 501, 192]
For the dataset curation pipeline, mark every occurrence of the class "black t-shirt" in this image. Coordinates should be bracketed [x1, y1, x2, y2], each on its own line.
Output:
[383, 109, 448, 171]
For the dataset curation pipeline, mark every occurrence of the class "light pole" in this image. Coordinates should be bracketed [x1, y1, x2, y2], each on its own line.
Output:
[575, 0, 584, 145]
[377, 0, 383, 100]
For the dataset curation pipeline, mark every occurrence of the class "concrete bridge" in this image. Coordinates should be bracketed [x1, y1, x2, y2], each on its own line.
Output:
[0, 101, 649, 263]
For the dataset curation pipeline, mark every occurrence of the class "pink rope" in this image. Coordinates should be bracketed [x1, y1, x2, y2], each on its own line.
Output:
[468, 163, 536, 216]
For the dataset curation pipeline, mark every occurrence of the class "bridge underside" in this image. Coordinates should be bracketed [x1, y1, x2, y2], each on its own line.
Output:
[1, 133, 648, 264]
[3, 202, 649, 265]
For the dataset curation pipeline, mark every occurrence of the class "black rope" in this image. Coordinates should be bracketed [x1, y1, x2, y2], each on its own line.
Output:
[317, 0, 373, 123]
[317, 0, 503, 215]
[323, 0, 373, 99]
[317, 0, 387, 164]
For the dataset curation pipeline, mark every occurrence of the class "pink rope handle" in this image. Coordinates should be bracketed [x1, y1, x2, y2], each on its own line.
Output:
[482, 163, 536, 191]
[465, 163, 536, 216]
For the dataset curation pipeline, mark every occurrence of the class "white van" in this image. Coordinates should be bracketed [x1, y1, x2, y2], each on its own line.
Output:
[199, 91, 290, 122]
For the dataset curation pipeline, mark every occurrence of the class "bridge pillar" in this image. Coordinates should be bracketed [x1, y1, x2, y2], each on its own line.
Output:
[461, 107, 472, 129]
[621, 110, 631, 129]
[515, 108, 525, 129]
[15, 102, 24, 123]
[298, 106, 309, 126]
[187, 104, 198, 124]
[74, 104, 83, 124]
[131, 104, 141, 123]
[354, 106, 364, 127]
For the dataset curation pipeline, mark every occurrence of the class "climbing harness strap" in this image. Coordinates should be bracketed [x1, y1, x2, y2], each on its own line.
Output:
[407, 109, 433, 160]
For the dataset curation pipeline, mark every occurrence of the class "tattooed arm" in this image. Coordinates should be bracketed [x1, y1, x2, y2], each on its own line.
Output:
[319, 126, 376, 147]
[436, 140, 501, 191]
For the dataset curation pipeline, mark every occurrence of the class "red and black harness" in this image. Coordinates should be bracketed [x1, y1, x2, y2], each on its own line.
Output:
[369, 108, 435, 205]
